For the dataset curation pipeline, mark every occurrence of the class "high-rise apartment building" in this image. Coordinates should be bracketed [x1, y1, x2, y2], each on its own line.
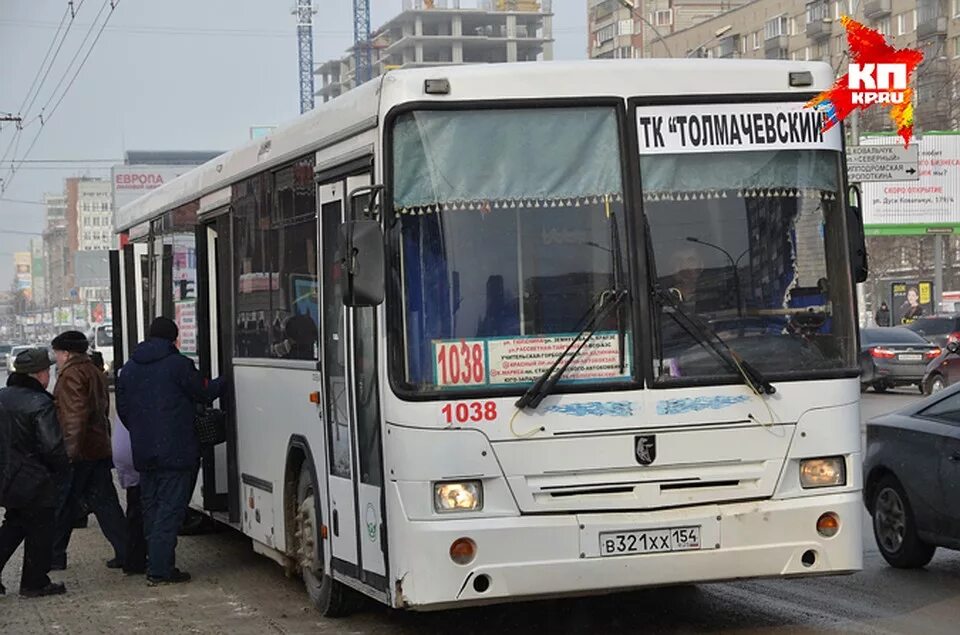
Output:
[77, 179, 113, 252]
[43, 193, 69, 307]
[318, 0, 554, 102]
[587, 0, 748, 59]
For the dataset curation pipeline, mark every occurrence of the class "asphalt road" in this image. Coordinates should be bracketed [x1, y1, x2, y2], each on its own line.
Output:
[1, 389, 958, 634]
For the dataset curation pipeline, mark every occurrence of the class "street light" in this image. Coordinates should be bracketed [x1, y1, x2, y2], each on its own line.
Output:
[615, 0, 674, 58]
[686, 236, 747, 317]
[686, 25, 733, 59]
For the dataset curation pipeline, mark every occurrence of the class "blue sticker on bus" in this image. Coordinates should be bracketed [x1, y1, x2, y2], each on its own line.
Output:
[543, 401, 636, 417]
[656, 395, 749, 415]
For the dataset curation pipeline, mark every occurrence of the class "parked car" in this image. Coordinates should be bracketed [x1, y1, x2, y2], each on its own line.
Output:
[904, 315, 960, 347]
[864, 380, 960, 568]
[0, 342, 12, 367]
[860, 327, 941, 393]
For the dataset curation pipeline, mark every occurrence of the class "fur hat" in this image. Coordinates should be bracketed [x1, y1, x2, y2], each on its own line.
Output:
[51, 330, 89, 354]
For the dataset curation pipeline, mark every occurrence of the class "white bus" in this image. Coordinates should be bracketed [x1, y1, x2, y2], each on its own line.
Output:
[111, 60, 865, 614]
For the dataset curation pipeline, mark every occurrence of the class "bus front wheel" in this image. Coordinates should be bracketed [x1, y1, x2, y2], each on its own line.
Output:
[296, 463, 354, 617]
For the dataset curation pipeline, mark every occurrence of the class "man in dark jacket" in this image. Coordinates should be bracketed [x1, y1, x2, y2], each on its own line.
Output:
[50, 330, 126, 570]
[0, 348, 69, 597]
[116, 317, 223, 585]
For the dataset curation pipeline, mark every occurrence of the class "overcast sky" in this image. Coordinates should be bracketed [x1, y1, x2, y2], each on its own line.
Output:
[0, 0, 587, 286]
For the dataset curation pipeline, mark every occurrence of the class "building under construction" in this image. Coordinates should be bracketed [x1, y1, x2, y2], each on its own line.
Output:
[317, 0, 554, 103]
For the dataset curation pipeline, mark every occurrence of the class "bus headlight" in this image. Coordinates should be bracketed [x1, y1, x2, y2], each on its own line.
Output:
[799, 457, 846, 488]
[434, 481, 482, 513]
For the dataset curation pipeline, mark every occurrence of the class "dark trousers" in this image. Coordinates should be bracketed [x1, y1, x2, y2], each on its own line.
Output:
[53, 459, 127, 567]
[0, 506, 56, 591]
[123, 486, 147, 573]
[141, 469, 193, 579]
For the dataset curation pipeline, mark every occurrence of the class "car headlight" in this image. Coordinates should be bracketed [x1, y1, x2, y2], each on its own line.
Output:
[434, 481, 482, 513]
[799, 457, 846, 488]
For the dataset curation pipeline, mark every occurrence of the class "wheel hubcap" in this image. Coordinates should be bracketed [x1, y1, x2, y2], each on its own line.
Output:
[933, 378, 945, 393]
[875, 487, 906, 554]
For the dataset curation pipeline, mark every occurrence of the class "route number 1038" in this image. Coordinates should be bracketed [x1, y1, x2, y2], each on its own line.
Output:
[441, 401, 498, 424]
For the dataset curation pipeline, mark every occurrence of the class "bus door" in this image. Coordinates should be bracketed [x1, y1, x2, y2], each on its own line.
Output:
[197, 213, 239, 521]
[319, 167, 387, 590]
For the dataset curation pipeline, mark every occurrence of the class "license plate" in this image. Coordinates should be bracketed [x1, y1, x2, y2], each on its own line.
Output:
[899, 354, 922, 361]
[599, 525, 702, 557]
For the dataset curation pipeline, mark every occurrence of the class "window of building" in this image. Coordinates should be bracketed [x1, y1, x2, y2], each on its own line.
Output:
[789, 16, 797, 36]
[653, 9, 673, 27]
[753, 31, 761, 50]
[953, 34, 960, 57]
[954, 0, 960, 17]
[804, 46, 811, 60]
[595, 23, 616, 45]
[875, 17, 891, 36]
[807, 1, 828, 24]
[897, 13, 912, 35]
[764, 15, 788, 40]
[618, 19, 633, 36]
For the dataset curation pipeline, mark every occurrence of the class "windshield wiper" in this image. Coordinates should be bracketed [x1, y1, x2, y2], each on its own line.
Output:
[515, 287, 628, 411]
[653, 286, 776, 396]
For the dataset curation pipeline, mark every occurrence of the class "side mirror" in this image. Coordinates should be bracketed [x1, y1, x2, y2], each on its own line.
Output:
[847, 186, 868, 283]
[337, 220, 385, 307]
[948, 341, 960, 355]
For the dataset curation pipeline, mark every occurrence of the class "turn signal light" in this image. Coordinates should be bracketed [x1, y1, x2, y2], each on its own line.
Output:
[309, 391, 321, 404]
[449, 537, 476, 565]
[926, 349, 942, 360]
[817, 512, 840, 538]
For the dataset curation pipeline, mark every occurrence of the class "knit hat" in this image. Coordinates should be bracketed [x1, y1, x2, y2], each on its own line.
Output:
[149, 317, 179, 342]
[14, 348, 53, 374]
[51, 330, 89, 354]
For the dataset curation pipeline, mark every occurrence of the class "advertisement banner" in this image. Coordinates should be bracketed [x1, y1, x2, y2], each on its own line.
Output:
[891, 280, 934, 325]
[113, 165, 195, 228]
[862, 135, 960, 228]
[14, 251, 32, 301]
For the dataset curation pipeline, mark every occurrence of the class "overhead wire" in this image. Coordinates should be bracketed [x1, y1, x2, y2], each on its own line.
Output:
[2, 0, 119, 194]
[0, 1, 85, 184]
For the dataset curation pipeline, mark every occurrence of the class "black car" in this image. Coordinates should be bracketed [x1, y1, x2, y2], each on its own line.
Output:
[905, 315, 960, 348]
[864, 383, 960, 567]
[860, 327, 941, 393]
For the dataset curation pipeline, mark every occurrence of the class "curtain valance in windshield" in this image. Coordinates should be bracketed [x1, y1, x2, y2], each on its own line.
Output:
[392, 108, 623, 215]
[640, 149, 839, 202]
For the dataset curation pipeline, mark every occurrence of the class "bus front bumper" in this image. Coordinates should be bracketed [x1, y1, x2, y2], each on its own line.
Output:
[392, 491, 862, 610]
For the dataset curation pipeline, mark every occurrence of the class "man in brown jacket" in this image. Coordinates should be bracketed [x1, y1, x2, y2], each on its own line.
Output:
[50, 330, 127, 570]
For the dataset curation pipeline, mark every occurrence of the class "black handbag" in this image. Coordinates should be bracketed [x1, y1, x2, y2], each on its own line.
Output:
[194, 405, 227, 446]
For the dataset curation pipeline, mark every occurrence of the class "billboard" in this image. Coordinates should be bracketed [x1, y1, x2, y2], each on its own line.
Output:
[890, 280, 934, 325]
[112, 165, 195, 226]
[14, 251, 32, 301]
[862, 134, 960, 231]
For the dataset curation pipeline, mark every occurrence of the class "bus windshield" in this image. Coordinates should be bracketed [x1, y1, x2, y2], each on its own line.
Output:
[391, 106, 633, 394]
[640, 102, 857, 381]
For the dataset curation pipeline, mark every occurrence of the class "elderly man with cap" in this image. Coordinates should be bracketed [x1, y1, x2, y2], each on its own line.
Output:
[49, 330, 126, 571]
[116, 317, 223, 585]
[0, 348, 68, 597]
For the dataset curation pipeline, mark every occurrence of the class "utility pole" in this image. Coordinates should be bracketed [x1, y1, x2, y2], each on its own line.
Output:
[293, 0, 316, 114]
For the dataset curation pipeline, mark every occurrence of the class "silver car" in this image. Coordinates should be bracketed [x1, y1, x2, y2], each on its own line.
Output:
[864, 383, 960, 567]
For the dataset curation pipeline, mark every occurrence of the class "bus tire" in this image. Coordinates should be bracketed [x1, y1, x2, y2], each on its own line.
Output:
[296, 463, 353, 617]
